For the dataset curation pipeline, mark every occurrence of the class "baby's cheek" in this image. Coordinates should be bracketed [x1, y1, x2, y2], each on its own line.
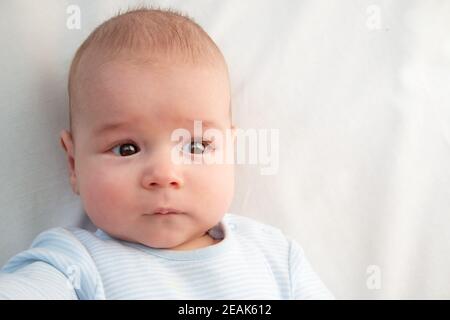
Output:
[79, 169, 130, 227]
[197, 164, 234, 211]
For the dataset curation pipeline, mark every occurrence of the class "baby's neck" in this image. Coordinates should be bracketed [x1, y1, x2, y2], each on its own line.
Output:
[171, 233, 220, 251]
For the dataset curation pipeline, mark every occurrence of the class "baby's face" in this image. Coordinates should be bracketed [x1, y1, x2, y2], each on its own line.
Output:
[60, 58, 235, 250]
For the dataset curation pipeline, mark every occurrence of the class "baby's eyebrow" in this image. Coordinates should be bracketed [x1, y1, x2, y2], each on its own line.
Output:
[178, 118, 223, 129]
[94, 121, 130, 135]
[94, 119, 223, 135]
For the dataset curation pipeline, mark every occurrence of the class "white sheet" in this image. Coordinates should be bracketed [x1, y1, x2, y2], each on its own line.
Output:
[1, 0, 449, 299]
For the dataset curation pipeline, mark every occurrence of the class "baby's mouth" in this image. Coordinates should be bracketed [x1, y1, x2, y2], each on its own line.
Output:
[151, 207, 183, 215]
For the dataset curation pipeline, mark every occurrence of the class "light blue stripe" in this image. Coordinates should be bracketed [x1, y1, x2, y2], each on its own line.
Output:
[0, 213, 334, 299]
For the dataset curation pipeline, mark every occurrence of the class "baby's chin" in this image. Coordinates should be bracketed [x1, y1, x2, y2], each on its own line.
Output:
[96, 218, 218, 250]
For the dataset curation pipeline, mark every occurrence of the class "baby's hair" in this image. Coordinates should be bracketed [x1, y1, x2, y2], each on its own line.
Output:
[68, 4, 230, 142]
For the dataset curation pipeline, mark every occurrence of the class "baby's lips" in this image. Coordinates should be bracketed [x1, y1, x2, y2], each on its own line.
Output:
[152, 207, 182, 215]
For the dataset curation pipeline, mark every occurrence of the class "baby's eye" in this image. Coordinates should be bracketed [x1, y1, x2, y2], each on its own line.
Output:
[182, 139, 213, 155]
[111, 142, 140, 157]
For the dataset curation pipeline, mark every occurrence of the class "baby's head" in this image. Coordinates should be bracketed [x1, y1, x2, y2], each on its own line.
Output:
[60, 7, 235, 250]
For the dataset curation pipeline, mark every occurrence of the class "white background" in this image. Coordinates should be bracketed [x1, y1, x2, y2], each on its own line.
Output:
[0, 0, 449, 299]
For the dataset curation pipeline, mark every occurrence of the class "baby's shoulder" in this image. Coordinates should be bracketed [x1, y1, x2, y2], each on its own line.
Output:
[1, 226, 101, 274]
[31, 225, 95, 242]
[223, 213, 289, 247]
[224, 213, 283, 232]
[27, 226, 106, 254]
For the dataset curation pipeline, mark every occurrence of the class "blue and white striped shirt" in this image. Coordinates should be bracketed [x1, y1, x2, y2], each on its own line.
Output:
[0, 213, 334, 299]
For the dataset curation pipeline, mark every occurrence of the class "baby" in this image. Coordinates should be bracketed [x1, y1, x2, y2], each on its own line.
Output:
[0, 7, 334, 299]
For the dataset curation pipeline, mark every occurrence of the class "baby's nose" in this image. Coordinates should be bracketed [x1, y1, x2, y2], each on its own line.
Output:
[142, 162, 184, 189]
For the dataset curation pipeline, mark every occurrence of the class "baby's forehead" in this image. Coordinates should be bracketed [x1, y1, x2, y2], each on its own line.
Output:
[78, 61, 231, 131]
[87, 63, 227, 107]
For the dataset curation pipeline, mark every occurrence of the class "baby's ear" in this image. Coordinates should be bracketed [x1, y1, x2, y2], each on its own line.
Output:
[59, 129, 79, 195]
[59, 129, 74, 157]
